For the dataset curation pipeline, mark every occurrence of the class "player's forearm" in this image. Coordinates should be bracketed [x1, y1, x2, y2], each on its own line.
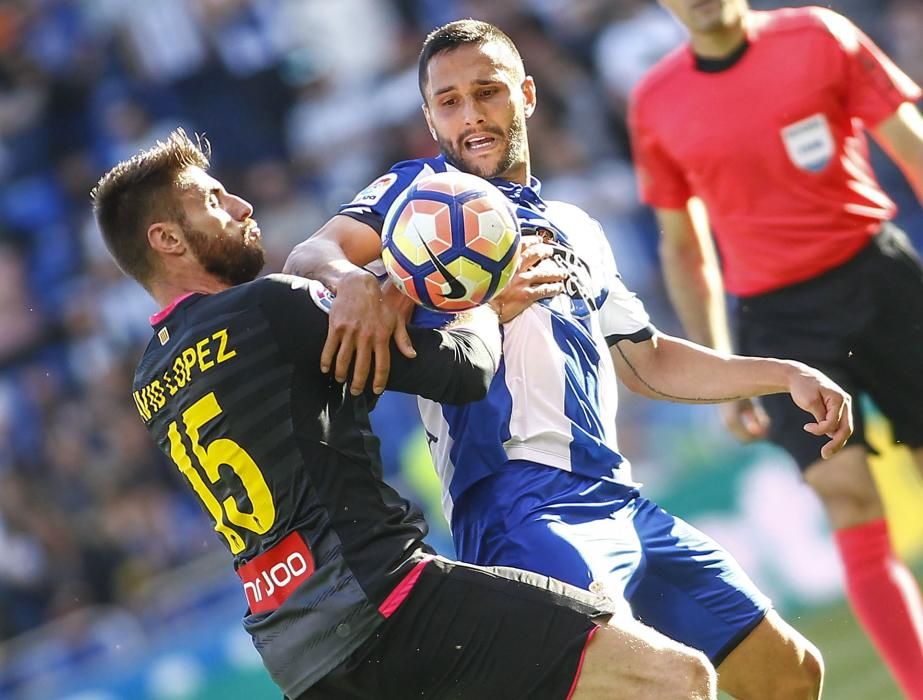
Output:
[283, 236, 373, 294]
[395, 306, 501, 405]
[283, 215, 385, 294]
[447, 305, 502, 373]
[614, 334, 797, 403]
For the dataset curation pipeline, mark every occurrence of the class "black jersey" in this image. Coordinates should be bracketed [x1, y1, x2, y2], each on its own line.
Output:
[132, 274, 498, 697]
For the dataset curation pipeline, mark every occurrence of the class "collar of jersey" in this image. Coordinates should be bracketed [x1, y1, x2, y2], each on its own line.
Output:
[487, 176, 546, 212]
[435, 155, 546, 211]
[149, 292, 201, 326]
[693, 38, 750, 73]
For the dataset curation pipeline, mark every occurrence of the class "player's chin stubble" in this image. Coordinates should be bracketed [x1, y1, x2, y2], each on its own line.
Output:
[438, 118, 527, 180]
[184, 224, 266, 286]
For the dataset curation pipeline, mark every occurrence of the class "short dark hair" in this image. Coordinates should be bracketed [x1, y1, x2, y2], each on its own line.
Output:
[90, 128, 210, 287]
[418, 19, 524, 96]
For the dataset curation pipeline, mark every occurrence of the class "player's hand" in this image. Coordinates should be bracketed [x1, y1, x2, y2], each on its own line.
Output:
[379, 278, 416, 380]
[322, 270, 416, 396]
[488, 235, 568, 323]
[786, 363, 853, 459]
[719, 399, 770, 443]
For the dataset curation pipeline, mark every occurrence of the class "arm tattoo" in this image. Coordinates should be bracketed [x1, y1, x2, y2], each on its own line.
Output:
[614, 342, 744, 404]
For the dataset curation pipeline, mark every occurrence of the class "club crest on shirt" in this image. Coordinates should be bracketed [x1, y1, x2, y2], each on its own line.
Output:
[306, 279, 335, 314]
[349, 173, 398, 206]
[780, 113, 834, 172]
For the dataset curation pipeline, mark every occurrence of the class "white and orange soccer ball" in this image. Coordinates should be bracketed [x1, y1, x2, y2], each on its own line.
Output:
[381, 171, 521, 312]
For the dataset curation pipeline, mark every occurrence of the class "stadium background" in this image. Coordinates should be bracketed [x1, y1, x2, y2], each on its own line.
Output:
[1, 0, 921, 698]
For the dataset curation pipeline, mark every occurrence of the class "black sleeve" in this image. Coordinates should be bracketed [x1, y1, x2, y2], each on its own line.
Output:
[386, 325, 495, 405]
[606, 325, 656, 347]
[259, 275, 494, 405]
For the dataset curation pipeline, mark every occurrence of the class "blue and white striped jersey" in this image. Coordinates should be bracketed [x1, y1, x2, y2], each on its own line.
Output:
[339, 155, 655, 523]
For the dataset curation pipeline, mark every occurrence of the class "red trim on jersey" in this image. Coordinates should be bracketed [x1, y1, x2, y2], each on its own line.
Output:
[566, 626, 599, 700]
[379, 556, 434, 618]
[237, 532, 316, 614]
[150, 292, 197, 326]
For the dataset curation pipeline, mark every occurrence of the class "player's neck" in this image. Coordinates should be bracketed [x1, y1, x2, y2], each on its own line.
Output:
[497, 159, 531, 186]
[149, 272, 229, 309]
[689, 21, 747, 59]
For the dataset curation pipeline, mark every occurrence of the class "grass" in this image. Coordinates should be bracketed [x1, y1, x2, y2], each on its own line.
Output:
[791, 598, 903, 700]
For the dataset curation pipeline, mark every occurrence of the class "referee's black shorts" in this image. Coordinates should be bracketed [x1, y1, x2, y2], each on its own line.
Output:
[735, 223, 923, 470]
[297, 555, 617, 700]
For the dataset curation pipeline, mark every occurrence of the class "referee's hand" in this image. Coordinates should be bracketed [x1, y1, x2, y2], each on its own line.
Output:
[719, 399, 770, 443]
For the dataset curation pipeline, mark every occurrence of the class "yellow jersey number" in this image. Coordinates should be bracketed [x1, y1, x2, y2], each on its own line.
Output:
[167, 392, 276, 554]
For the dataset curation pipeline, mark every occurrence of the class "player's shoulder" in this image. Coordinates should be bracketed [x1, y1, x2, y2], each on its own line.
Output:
[544, 199, 596, 226]
[389, 155, 446, 174]
[631, 43, 691, 106]
[256, 274, 335, 316]
[543, 200, 606, 248]
[341, 156, 446, 211]
[386, 155, 451, 187]
[203, 276, 271, 310]
[192, 276, 330, 325]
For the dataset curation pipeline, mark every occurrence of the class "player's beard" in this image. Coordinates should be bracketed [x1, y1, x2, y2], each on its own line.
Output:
[183, 221, 265, 286]
[439, 114, 527, 181]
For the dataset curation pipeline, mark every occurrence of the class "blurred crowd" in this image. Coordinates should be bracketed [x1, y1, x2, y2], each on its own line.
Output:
[2, 0, 922, 655]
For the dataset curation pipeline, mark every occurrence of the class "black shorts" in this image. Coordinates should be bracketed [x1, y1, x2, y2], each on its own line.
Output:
[297, 556, 617, 700]
[735, 223, 923, 470]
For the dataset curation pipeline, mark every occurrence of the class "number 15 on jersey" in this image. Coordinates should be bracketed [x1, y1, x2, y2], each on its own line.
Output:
[166, 392, 276, 554]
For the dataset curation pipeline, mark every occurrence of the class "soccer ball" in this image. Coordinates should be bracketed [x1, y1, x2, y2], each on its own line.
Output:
[381, 171, 521, 312]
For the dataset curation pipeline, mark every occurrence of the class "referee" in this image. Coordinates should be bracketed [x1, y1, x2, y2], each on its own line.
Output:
[630, 1, 923, 695]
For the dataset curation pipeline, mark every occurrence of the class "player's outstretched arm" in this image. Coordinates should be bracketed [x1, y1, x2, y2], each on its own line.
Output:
[283, 215, 416, 395]
[264, 274, 495, 405]
[873, 102, 923, 204]
[785, 362, 854, 459]
[610, 334, 853, 459]
[655, 205, 770, 442]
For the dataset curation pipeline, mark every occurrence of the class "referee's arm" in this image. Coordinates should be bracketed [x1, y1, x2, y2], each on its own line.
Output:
[609, 333, 853, 458]
[872, 101, 923, 205]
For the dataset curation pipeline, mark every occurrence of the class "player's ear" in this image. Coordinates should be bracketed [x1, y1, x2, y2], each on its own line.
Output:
[421, 103, 438, 141]
[522, 75, 536, 118]
[148, 221, 186, 256]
